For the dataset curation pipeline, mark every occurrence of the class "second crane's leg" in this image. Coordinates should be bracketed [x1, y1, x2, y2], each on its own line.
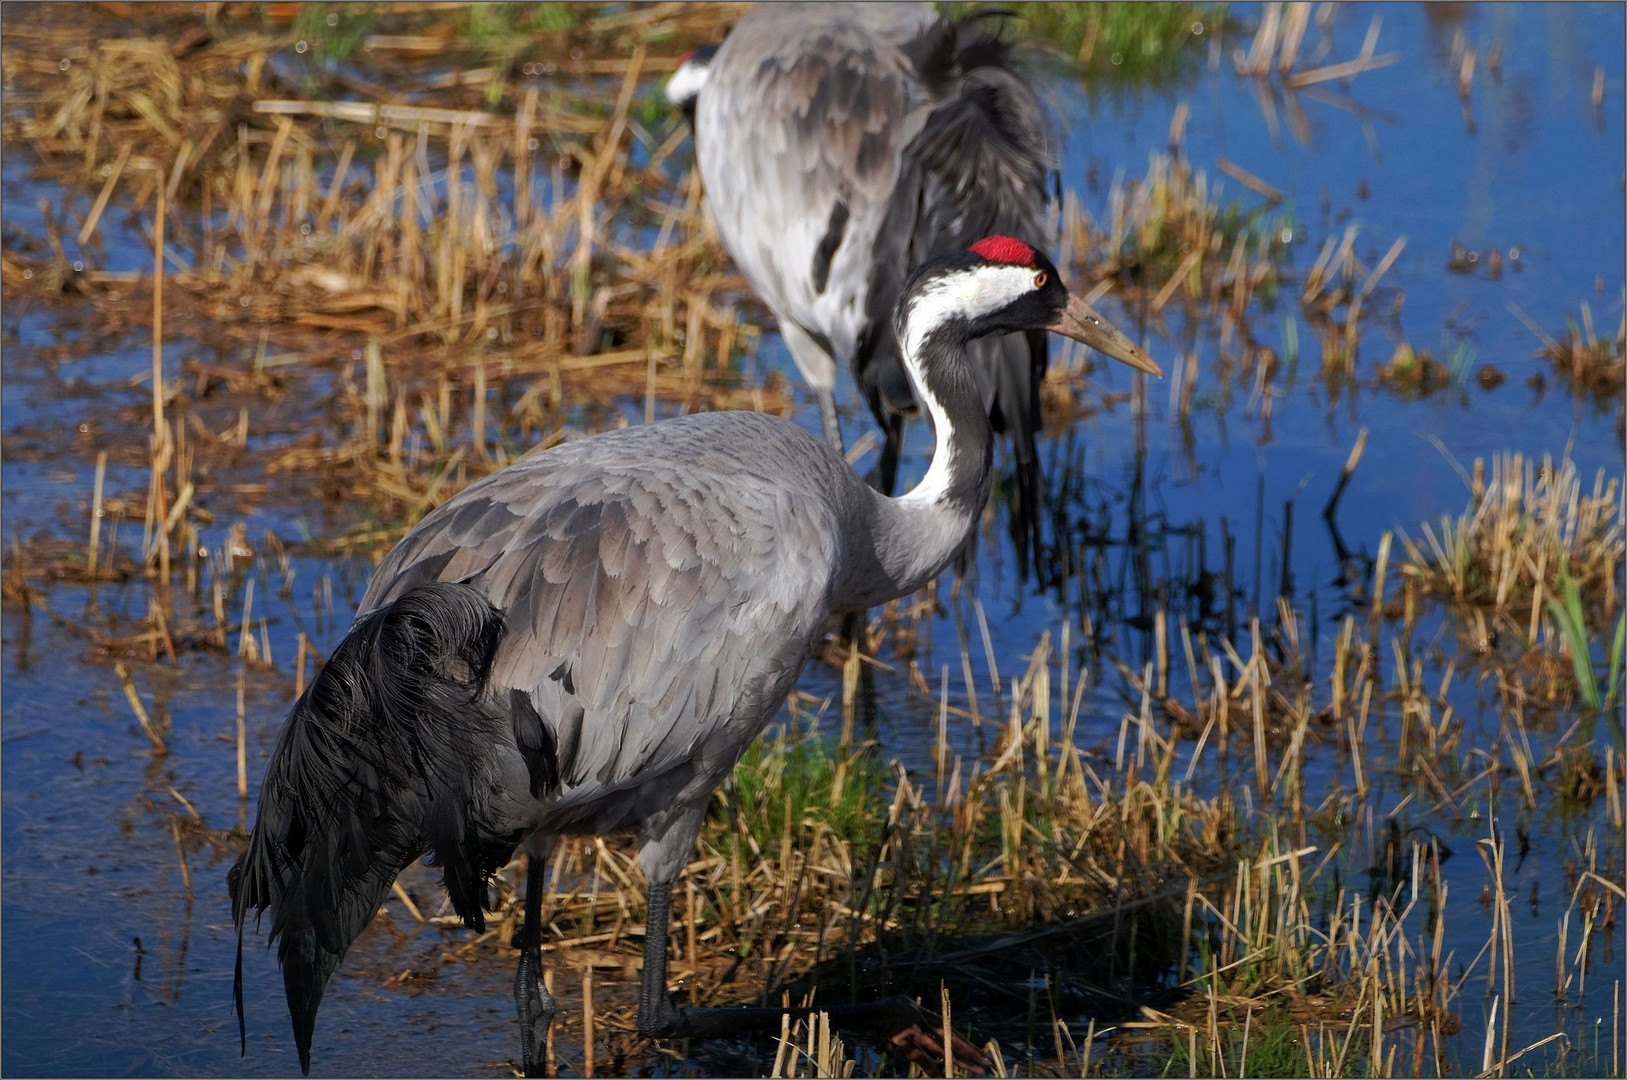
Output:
[817, 386, 844, 453]
[515, 852, 555, 1078]
[777, 319, 843, 454]
[870, 412, 904, 497]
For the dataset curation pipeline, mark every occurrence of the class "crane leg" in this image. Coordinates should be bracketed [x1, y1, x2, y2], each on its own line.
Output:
[514, 854, 555, 1078]
[867, 412, 904, 497]
[636, 880, 685, 1036]
[817, 387, 844, 453]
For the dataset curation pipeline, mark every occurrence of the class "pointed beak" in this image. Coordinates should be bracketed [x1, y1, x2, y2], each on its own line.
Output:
[1048, 294, 1162, 377]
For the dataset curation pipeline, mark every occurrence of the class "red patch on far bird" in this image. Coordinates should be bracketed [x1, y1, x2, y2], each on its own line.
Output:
[968, 236, 1038, 267]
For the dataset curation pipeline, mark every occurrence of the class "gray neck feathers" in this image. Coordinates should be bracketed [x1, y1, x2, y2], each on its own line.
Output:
[832, 317, 994, 611]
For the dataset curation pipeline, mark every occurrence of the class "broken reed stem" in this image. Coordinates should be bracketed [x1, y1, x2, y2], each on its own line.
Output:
[544, 968, 556, 1077]
[236, 666, 248, 801]
[238, 578, 254, 658]
[1323, 427, 1369, 521]
[771, 1011, 793, 1077]
[148, 168, 172, 584]
[87, 450, 108, 579]
[1369, 531, 1392, 647]
[686, 877, 699, 966]
[115, 662, 166, 754]
[151, 169, 167, 440]
[295, 632, 309, 697]
[171, 818, 192, 902]
[391, 880, 424, 922]
[582, 966, 595, 1078]
[1216, 157, 1283, 204]
[78, 141, 133, 246]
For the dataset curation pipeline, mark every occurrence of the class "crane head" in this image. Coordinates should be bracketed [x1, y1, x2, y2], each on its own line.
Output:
[665, 45, 718, 124]
[899, 236, 1162, 378]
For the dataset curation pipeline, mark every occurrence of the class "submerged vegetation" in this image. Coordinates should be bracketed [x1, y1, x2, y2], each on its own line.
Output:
[1, 3, 1621, 1078]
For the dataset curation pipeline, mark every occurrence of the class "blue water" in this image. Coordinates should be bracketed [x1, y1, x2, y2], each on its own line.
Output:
[3, 3, 1622, 1076]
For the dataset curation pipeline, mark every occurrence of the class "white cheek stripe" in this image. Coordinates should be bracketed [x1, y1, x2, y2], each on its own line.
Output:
[665, 59, 710, 107]
[899, 263, 1034, 361]
[895, 264, 1033, 508]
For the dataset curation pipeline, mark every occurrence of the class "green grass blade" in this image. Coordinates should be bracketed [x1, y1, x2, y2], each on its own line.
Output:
[1608, 612, 1625, 708]
[1546, 594, 1601, 709]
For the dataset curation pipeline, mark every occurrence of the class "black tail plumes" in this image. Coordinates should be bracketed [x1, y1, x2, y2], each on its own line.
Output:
[858, 9, 1053, 583]
[229, 582, 522, 1075]
[983, 327, 1048, 585]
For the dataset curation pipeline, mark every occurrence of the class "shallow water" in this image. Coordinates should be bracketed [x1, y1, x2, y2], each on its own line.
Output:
[3, 3, 1622, 1076]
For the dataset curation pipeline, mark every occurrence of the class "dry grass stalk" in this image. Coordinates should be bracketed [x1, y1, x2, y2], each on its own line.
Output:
[1397, 454, 1622, 633]
[582, 965, 596, 1079]
[235, 666, 248, 800]
[114, 661, 167, 754]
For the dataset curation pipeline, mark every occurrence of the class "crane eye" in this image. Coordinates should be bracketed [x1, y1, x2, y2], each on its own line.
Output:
[1033, 271, 1048, 288]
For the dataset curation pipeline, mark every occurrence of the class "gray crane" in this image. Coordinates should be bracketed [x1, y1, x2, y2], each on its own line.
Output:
[229, 235, 1160, 1077]
[667, 3, 1060, 575]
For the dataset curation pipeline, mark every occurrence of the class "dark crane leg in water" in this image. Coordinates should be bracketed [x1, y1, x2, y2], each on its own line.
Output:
[868, 412, 906, 501]
[634, 880, 992, 1073]
[812, 388, 887, 738]
[515, 854, 556, 1079]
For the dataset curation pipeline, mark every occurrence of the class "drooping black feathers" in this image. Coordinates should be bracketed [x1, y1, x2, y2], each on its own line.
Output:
[228, 582, 530, 1075]
[810, 199, 851, 296]
[858, 11, 1053, 580]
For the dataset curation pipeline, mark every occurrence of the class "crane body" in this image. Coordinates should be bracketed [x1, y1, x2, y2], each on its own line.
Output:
[679, 3, 1056, 569]
[231, 237, 1159, 1076]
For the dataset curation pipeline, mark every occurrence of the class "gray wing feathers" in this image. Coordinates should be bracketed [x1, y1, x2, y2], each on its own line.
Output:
[698, 3, 939, 369]
[359, 419, 839, 810]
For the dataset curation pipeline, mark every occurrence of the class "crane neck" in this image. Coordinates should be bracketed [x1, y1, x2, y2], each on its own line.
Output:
[893, 321, 994, 520]
[844, 316, 995, 608]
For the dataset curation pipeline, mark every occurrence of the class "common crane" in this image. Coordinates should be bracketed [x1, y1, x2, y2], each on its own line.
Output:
[229, 235, 1160, 1077]
[667, 3, 1062, 575]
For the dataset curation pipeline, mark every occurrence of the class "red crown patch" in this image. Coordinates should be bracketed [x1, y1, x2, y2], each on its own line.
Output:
[968, 235, 1038, 267]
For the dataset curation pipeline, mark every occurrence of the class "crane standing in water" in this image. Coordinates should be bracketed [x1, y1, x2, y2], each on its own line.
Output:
[668, 3, 1059, 574]
[229, 235, 1159, 1076]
